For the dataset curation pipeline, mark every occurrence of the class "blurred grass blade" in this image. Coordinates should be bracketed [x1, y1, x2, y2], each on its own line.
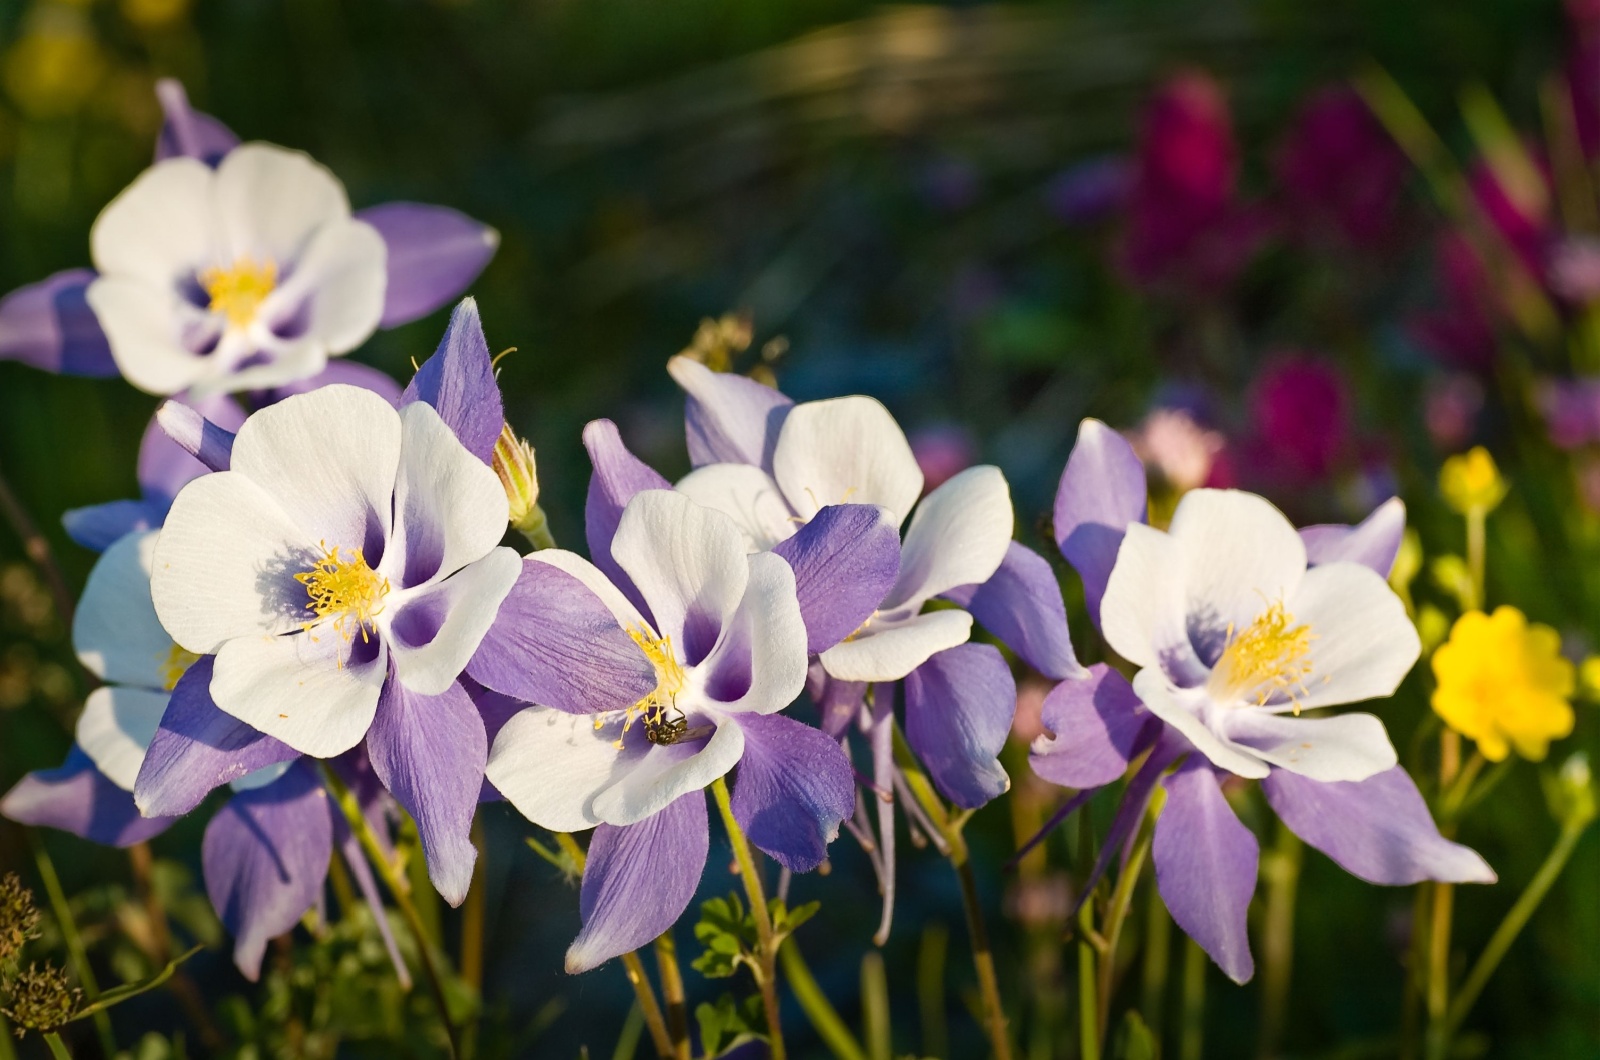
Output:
[72, 944, 204, 1020]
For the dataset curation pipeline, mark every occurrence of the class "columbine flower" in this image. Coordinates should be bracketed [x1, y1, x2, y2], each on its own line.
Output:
[144, 299, 519, 904]
[669, 356, 1083, 772]
[1033, 419, 1493, 983]
[0, 79, 497, 394]
[0, 529, 401, 981]
[476, 488, 852, 972]
[1431, 607, 1576, 762]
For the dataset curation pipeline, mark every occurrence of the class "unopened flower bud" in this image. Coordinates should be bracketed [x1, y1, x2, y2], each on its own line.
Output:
[493, 424, 553, 550]
[1440, 446, 1507, 515]
[1546, 752, 1597, 830]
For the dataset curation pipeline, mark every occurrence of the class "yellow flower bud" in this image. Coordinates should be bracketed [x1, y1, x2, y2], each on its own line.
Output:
[1431, 607, 1576, 762]
[492, 424, 553, 550]
[1439, 446, 1507, 515]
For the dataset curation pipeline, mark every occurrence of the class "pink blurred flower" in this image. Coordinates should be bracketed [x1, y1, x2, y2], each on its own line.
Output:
[1469, 159, 1553, 278]
[1275, 86, 1408, 249]
[1537, 377, 1600, 450]
[1127, 407, 1226, 492]
[1248, 354, 1351, 480]
[1425, 375, 1485, 451]
[1548, 236, 1600, 304]
[1118, 72, 1272, 291]
[910, 423, 977, 492]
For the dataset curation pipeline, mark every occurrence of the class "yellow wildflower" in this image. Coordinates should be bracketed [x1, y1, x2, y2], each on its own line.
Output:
[1431, 607, 1575, 761]
[1439, 447, 1507, 515]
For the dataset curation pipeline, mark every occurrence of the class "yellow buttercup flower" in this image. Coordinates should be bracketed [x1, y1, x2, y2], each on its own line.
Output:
[1431, 607, 1575, 762]
[1439, 446, 1507, 515]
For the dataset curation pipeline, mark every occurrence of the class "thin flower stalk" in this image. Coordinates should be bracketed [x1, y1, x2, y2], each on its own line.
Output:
[710, 775, 787, 1060]
[27, 833, 113, 1057]
[779, 941, 869, 1060]
[321, 764, 461, 1060]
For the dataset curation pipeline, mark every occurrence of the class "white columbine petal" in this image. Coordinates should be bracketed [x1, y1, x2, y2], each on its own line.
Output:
[85, 277, 214, 396]
[693, 552, 807, 714]
[213, 144, 351, 266]
[89, 158, 214, 286]
[771, 396, 923, 526]
[228, 384, 400, 551]
[1284, 562, 1422, 710]
[675, 464, 797, 552]
[487, 708, 629, 832]
[387, 548, 521, 695]
[884, 465, 1012, 610]
[1131, 669, 1270, 779]
[1223, 710, 1398, 783]
[819, 609, 973, 683]
[1167, 489, 1307, 661]
[73, 531, 173, 690]
[1100, 523, 1208, 685]
[75, 686, 169, 791]
[150, 471, 315, 653]
[211, 626, 387, 758]
[590, 716, 745, 826]
[611, 490, 749, 659]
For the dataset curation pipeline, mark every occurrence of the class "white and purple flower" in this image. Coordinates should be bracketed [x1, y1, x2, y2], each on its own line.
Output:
[0, 529, 402, 981]
[1033, 419, 1495, 983]
[0, 80, 497, 395]
[470, 459, 856, 972]
[135, 299, 518, 905]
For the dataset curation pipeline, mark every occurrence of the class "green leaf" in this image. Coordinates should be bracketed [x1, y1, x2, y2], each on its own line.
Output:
[692, 893, 759, 978]
[695, 994, 764, 1056]
[72, 945, 204, 1020]
[1114, 1010, 1157, 1060]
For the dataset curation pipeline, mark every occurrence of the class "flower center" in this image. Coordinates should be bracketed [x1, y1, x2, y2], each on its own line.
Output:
[600, 626, 696, 748]
[199, 256, 277, 328]
[1208, 600, 1317, 710]
[295, 544, 390, 649]
[159, 644, 201, 691]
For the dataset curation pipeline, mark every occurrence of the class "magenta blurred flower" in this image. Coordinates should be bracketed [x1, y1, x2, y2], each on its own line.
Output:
[1118, 72, 1271, 291]
[1424, 375, 1486, 451]
[1469, 159, 1553, 278]
[1274, 87, 1408, 249]
[1568, 1, 1600, 157]
[1537, 377, 1600, 450]
[910, 423, 978, 492]
[1127, 408, 1225, 493]
[1248, 354, 1351, 480]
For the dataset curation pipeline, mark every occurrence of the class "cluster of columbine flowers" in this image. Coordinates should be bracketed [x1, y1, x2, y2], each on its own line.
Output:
[0, 79, 1507, 1057]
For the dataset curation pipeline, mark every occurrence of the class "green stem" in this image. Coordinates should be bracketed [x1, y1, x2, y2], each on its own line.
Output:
[514, 507, 557, 552]
[620, 952, 676, 1060]
[42, 1032, 71, 1060]
[0, 1013, 15, 1060]
[1257, 824, 1304, 1060]
[711, 776, 785, 1060]
[0, 460, 76, 629]
[1139, 880, 1171, 1047]
[1179, 938, 1206, 1060]
[1465, 509, 1486, 612]
[653, 932, 690, 1060]
[892, 726, 1013, 1060]
[861, 951, 891, 1060]
[1096, 808, 1155, 1046]
[29, 832, 115, 1056]
[915, 924, 949, 1060]
[321, 765, 460, 1060]
[1436, 818, 1592, 1051]
[780, 941, 869, 1060]
[1077, 902, 1101, 1060]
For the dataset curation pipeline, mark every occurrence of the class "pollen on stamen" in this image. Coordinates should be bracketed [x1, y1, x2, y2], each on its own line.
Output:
[295, 543, 390, 667]
[199, 256, 278, 329]
[159, 644, 201, 691]
[1209, 599, 1317, 711]
[611, 626, 688, 749]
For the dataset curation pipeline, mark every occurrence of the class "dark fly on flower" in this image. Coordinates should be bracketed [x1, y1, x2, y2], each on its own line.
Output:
[643, 703, 714, 746]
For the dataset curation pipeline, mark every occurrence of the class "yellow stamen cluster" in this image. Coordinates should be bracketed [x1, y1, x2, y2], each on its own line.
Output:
[295, 544, 390, 648]
[159, 643, 201, 691]
[1439, 446, 1508, 515]
[199, 256, 278, 328]
[599, 626, 689, 748]
[1209, 600, 1318, 710]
